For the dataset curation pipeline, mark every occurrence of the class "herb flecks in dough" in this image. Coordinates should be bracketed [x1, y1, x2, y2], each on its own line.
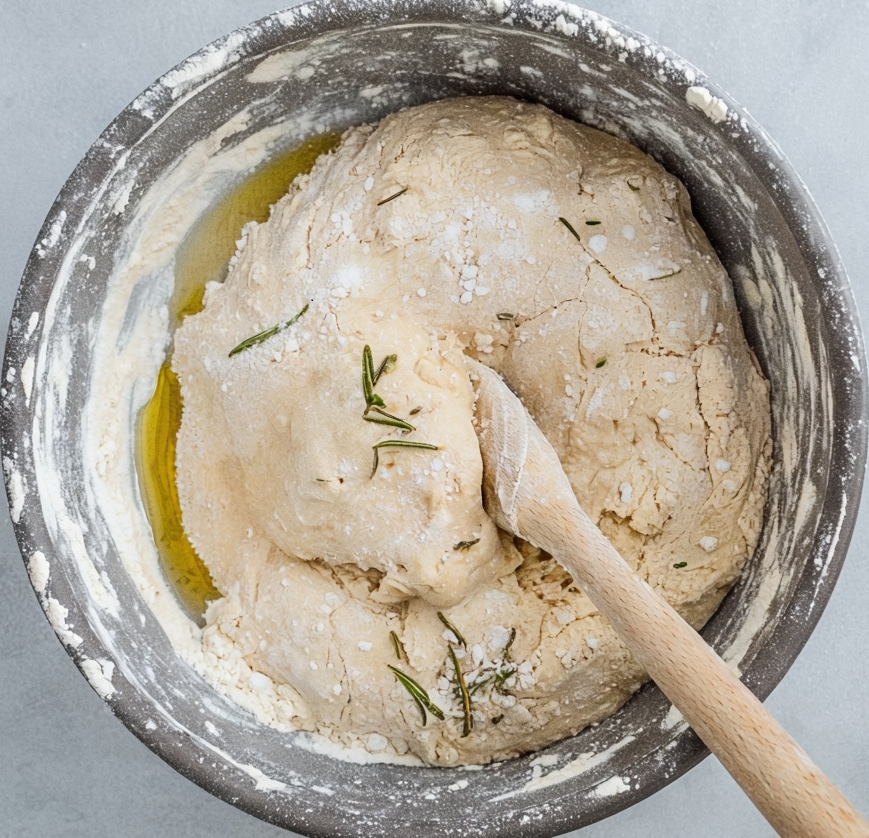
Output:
[388, 665, 445, 725]
[496, 312, 515, 321]
[585, 220, 602, 226]
[228, 303, 309, 357]
[595, 358, 607, 368]
[377, 187, 408, 206]
[673, 561, 688, 569]
[363, 346, 439, 476]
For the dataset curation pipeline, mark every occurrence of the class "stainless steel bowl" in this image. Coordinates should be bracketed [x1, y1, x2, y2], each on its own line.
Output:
[3, 1, 865, 835]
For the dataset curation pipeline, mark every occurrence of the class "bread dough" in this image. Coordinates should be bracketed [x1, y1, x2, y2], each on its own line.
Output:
[173, 97, 770, 766]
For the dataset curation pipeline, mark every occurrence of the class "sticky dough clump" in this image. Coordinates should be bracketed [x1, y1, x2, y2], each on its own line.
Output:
[173, 97, 771, 766]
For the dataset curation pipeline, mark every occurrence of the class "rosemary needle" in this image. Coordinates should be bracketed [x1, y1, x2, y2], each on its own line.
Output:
[648, 267, 682, 281]
[373, 353, 397, 384]
[453, 539, 480, 551]
[362, 345, 392, 412]
[362, 344, 378, 405]
[558, 216, 582, 243]
[390, 630, 408, 662]
[448, 646, 473, 738]
[371, 440, 439, 477]
[436, 611, 467, 647]
[228, 303, 309, 357]
[388, 665, 444, 724]
[363, 407, 415, 433]
[468, 672, 496, 696]
[377, 187, 408, 206]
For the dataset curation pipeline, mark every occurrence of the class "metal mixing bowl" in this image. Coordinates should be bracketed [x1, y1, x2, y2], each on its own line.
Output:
[3, 1, 865, 835]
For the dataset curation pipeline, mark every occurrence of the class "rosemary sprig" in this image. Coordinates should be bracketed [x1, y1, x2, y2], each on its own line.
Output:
[453, 539, 480, 551]
[377, 187, 408, 206]
[363, 407, 416, 433]
[362, 346, 438, 475]
[388, 665, 444, 725]
[390, 630, 408, 662]
[228, 303, 309, 357]
[448, 646, 473, 738]
[558, 216, 582, 243]
[371, 439, 439, 477]
[436, 611, 467, 647]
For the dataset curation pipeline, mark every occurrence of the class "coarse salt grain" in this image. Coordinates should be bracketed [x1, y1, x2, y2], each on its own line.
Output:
[589, 234, 608, 254]
[249, 672, 272, 690]
[367, 733, 388, 752]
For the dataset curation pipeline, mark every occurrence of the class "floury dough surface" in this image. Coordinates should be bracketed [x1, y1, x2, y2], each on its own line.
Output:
[173, 97, 771, 766]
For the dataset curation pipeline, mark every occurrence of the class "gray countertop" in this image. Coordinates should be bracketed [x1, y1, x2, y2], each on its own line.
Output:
[2, 2, 867, 836]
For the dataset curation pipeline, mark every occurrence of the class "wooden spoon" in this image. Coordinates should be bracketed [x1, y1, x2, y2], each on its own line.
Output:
[469, 358, 869, 838]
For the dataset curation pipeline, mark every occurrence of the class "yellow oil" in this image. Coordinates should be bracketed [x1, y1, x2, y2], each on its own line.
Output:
[136, 132, 341, 624]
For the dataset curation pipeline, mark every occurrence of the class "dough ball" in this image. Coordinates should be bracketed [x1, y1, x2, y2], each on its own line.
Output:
[172, 97, 770, 766]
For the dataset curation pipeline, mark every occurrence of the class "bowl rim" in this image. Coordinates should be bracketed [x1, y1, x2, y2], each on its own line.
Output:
[3, 0, 867, 835]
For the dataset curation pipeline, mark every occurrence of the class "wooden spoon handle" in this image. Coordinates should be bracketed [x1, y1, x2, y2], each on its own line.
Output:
[517, 471, 868, 838]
